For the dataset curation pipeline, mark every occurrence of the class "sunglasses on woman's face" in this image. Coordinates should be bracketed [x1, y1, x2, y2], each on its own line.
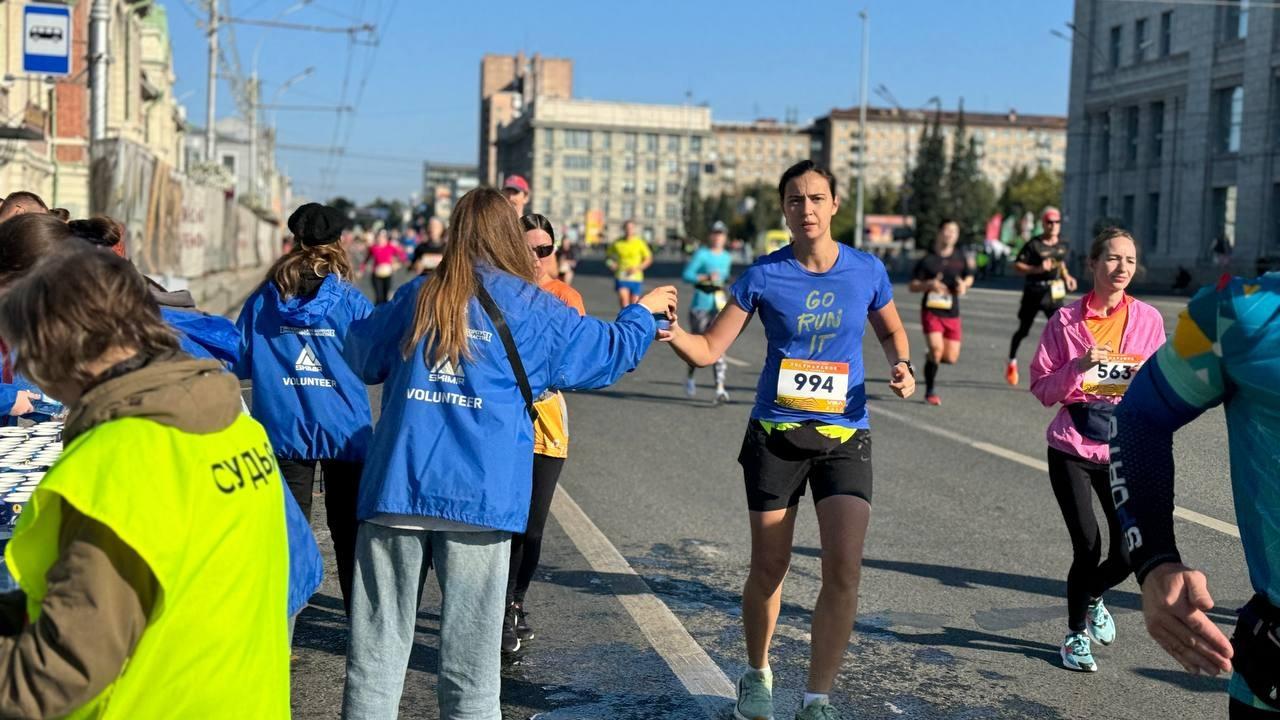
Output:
[531, 244, 556, 259]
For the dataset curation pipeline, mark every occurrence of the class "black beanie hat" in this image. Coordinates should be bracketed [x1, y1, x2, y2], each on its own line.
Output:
[288, 203, 346, 246]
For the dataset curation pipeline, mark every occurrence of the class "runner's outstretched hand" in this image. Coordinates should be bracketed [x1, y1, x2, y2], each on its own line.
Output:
[889, 363, 915, 399]
[1141, 562, 1233, 676]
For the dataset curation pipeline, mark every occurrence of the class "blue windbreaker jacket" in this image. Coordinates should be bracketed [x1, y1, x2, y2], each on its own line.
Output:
[161, 307, 241, 365]
[345, 269, 656, 532]
[234, 274, 374, 462]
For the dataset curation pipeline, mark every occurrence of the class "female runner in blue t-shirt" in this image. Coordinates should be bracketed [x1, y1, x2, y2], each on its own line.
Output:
[669, 160, 915, 720]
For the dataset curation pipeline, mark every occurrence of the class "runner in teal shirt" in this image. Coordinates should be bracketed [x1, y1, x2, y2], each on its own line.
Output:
[680, 220, 735, 402]
[1112, 273, 1280, 717]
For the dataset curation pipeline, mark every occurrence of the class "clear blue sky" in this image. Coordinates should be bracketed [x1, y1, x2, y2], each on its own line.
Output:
[168, 0, 1074, 204]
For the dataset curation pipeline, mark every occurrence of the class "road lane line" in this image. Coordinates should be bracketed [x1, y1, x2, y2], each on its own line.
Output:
[551, 486, 735, 717]
[869, 403, 1241, 538]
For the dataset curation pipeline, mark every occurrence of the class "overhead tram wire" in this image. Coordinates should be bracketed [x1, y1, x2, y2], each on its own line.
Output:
[325, 0, 398, 197]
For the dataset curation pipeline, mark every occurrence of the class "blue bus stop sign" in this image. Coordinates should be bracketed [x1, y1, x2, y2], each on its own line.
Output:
[23, 3, 72, 77]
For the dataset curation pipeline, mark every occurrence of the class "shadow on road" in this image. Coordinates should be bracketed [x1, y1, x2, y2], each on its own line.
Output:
[1131, 667, 1229, 694]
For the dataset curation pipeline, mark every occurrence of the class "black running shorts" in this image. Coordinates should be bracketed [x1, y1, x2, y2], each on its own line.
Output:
[737, 420, 873, 512]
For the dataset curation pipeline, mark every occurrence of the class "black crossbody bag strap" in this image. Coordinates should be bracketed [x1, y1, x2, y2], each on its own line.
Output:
[474, 279, 539, 423]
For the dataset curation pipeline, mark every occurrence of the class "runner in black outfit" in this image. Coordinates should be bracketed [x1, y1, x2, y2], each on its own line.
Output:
[1005, 207, 1077, 386]
[909, 219, 973, 406]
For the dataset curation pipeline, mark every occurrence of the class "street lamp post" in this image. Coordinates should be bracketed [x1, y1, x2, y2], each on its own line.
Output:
[854, 10, 870, 249]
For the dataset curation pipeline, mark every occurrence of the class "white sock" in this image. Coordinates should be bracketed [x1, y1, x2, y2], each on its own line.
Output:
[746, 665, 772, 683]
[803, 692, 828, 709]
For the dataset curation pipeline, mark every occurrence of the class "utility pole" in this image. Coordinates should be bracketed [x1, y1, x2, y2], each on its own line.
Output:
[248, 73, 259, 199]
[88, 0, 110, 143]
[854, 10, 870, 249]
[205, 1, 219, 162]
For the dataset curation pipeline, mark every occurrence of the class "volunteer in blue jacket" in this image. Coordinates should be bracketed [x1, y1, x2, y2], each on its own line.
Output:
[340, 187, 676, 720]
[236, 203, 373, 614]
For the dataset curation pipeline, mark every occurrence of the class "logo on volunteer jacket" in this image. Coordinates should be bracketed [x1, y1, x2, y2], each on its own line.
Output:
[428, 358, 465, 385]
[295, 345, 323, 373]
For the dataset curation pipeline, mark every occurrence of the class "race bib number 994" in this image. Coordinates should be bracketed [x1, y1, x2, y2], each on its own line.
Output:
[776, 359, 849, 414]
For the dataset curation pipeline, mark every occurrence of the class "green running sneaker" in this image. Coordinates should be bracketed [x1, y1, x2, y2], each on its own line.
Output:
[1060, 631, 1097, 672]
[734, 670, 774, 720]
[1086, 598, 1116, 646]
[794, 697, 839, 720]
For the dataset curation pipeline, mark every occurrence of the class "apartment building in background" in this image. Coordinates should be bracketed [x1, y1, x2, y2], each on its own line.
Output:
[422, 161, 479, 221]
[479, 52, 572, 186]
[496, 96, 711, 244]
[808, 106, 1067, 199]
[705, 119, 810, 197]
[1064, 0, 1279, 280]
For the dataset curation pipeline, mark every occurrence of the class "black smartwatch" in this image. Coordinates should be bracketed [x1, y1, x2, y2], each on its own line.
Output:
[893, 359, 915, 378]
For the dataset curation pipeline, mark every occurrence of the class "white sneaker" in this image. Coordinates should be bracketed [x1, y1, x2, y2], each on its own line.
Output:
[715, 388, 730, 405]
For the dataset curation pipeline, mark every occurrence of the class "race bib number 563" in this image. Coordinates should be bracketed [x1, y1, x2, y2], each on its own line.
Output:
[1081, 353, 1144, 397]
[776, 359, 849, 414]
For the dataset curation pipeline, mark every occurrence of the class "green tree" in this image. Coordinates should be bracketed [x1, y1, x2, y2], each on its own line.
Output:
[909, 110, 947, 247]
[682, 185, 707, 240]
[864, 178, 900, 215]
[943, 104, 997, 244]
[998, 165, 1063, 220]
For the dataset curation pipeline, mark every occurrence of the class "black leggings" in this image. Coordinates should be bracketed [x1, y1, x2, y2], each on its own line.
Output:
[1231, 699, 1279, 718]
[1009, 289, 1059, 360]
[1048, 446, 1131, 632]
[507, 454, 565, 604]
[371, 275, 392, 304]
[278, 458, 362, 615]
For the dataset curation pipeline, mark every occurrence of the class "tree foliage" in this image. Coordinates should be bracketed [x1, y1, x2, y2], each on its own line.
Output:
[908, 111, 947, 247]
[997, 165, 1063, 220]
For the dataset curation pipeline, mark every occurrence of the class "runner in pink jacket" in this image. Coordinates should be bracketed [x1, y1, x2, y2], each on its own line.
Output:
[1029, 227, 1167, 674]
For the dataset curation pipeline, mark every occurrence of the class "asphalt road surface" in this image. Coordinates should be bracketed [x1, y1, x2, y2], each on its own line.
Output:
[288, 260, 1248, 720]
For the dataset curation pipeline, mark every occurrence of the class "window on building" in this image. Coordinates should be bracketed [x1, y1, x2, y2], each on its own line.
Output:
[1213, 185, 1238, 250]
[572, 198, 588, 215]
[222, 154, 236, 172]
[1099, 195, 1109, 220]
[621, 201, 636, 219]
[644, 202, 656, 219]
[644, 180, 657, 195]
[1134, 19, 1149, 63]
[624, 155, 636, 172]
[1220, 0, 1248, 41]
[1216, 85, 1244, 153]
[564, 155, 592, 170]
[1098, 112, 1111, 171]
[642, 226, 655, 242]
[600, 156, 612, 171]
[690, 136, 702, 153]
[544, 128, 556, 147]
[645, 133, 658, 152]
[565, 130, 591, 149]
[542, 176, 552, 191]
[543, 153, 553, 167]
[1147, 192, 1160, 249]
[540, 198, 552, 215]
[645, 158, 658, 173]
[566, 177, 590, 192]
[667, 135, 681, 152]
[624, 133, 637, 150]
[1110, 25, 1122, 69]
[1160, 11, 1173, 56]
[599, 132, 612, 150]
[688, 162, 701, 178]
[1125, 106, 1140, 168]
[666, 158, 679, 173]
[1150, 101, 1165, 162]
[1122, 194, 1136, 229]
[665, 204, 678, 220]
[622, 180, 636, 194]
[666, 182, 681, 195]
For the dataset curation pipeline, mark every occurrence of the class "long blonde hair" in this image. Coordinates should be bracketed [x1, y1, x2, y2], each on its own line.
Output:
[267, 242, 353, 299]
[403, 187, 535, 366]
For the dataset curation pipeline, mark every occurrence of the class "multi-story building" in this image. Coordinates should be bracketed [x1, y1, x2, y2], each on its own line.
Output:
[479, 52, 572, 186]
[705, 119, 810, 197]
[808, 106, 1067, 199]
[0, 1, 185, 217]
[184, 116, 277, 202]
[496, 96, 711, 244]
[422, 161, 479, 221]
[1064, 0, 1277, 280]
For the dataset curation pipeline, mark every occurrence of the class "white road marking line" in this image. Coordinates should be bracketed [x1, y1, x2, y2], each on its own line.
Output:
[869, 403, 1241, 538]
[551, 487, 735, 717]
[723, 355, 750, 368]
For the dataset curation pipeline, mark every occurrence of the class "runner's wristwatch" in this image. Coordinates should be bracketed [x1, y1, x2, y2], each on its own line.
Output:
[893, 359, 915, 378]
